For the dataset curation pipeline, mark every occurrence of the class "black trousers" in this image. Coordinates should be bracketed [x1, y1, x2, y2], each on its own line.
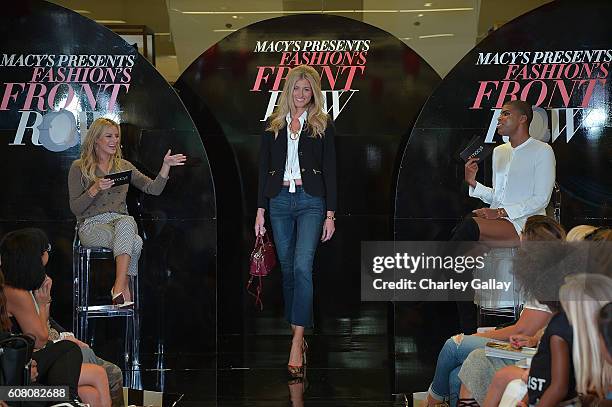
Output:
[31, 341, 83, 402]
[450, 215, 481, 334]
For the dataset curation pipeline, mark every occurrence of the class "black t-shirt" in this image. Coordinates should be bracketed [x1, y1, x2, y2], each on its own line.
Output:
[527, 311, 577, 405]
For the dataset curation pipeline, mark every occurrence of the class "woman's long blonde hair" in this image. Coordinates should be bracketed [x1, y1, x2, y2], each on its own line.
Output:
[76, 117, 123, 184]
[566, 225, 598, 242]
[560, 273, 612, 398]
[266, 64, 328, 138]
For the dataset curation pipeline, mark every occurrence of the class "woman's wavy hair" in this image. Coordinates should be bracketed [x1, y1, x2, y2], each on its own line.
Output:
[566, 225, 598, 242]
[560, 274, 612, 398]
[586, 228, 612, 278]
[599, 302, 612, 360]
[0, 271, 11, 331]
[515, 215, 567, 309]
[0, 228, 48, 291]
[266, 64, 328, 138]
[522, 215, 566, 241]
[76, 117, 123, 185]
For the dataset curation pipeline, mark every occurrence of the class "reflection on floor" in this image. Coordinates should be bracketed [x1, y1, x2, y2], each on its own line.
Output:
[87, 301, 464, 406]
[118, 332, 440, 407]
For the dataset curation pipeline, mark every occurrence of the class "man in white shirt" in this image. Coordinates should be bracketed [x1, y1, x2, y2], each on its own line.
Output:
[455, 100, 556, 244]
[452, 100, 556, 333]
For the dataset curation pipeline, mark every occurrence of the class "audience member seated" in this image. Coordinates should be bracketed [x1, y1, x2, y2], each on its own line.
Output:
[456, 222, 599, 405]
[599, 303, 612, 363]
[562, 275, 612, 407]
[565, 225, 598, 242]
[425, 216, 565, 407]
[0, 228, 112, 406]
[0, 265, 82, 404]
[458, 266, 571, 407]
[474, 300, 574, 407]
[458, 226, 612, 407]
[588, 302, 612, 406]
[485, 274, 611, 407]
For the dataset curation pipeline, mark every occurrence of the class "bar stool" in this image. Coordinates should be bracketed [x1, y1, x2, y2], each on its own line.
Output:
[72, 226, 141, 387]
[476, 182, 562, 326]
[475, 246, 523, 326]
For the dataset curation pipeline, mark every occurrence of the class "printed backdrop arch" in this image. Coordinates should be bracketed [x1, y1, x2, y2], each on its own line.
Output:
[174, 14, 440, 388]
[392, 0, 612, 395]
[396, 0, 612, 242]
[0, 1, 217, 391]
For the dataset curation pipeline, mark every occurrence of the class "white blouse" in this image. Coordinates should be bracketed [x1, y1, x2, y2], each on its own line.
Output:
[283, 110, 307, 193]
[469, 137, 556, 234]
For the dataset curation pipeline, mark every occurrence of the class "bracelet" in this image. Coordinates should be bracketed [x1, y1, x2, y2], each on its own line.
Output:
[59, 332, 74, 340]
[496, 208, 505, 218]
[38, 298, 52, 305]
[326, 215, 336, 221]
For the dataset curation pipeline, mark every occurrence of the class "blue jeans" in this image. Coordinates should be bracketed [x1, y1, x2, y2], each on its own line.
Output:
[269, 187, 325, 328]
[428, 334, 489, 406]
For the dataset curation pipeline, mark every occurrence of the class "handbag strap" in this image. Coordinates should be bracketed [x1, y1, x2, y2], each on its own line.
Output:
[251, 234, 264, 256]
[256, 233, 272, 245]
[246, 276, 264, 311]
[247, 233, 272, 310]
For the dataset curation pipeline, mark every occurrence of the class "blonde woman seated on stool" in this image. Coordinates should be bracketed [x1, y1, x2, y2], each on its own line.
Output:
[68, 117, 186, 305]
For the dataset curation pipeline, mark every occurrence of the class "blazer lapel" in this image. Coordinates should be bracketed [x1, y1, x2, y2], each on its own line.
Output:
[272, 129, 288, 169]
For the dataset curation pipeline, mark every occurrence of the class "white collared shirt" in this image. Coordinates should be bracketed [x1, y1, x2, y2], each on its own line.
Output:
[469, 137, 556, 234]
[283, 110, 307, 192]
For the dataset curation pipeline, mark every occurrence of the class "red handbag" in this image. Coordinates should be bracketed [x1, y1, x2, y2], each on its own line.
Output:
[247, 233, 276, 310]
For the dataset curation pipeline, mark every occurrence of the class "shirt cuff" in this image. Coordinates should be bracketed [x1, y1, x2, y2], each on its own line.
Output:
[468, 182, 484, 198]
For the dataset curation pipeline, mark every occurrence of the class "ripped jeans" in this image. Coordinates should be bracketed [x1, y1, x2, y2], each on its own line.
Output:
[428, 334, 489, 406]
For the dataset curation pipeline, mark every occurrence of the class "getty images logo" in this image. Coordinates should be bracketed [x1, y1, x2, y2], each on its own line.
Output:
[10, 108, 81, 152]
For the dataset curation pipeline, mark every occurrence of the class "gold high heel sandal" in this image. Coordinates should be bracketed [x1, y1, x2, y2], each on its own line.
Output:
[287, 339, 306, 378]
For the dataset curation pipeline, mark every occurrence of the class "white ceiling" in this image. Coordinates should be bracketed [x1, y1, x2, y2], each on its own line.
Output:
[167, 0, 480, 77]
[49, 0, 552, 81]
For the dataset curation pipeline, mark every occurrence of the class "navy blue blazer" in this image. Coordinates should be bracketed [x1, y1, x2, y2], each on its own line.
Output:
[257, 121, 337, 211]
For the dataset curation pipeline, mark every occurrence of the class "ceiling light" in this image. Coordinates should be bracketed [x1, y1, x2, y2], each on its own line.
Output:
[357, 10, 399, 13]
[154, 32, 171, 36]
[183, 10, 303, 14]
[418, 13, 424, 17]
[400, 8, 473, 12]
[232, 15, 238, 19]
[401, 37, 412, 40]
[418, 33, 455, 38]
[213, 29, 237, 32]
[177, 8, 473, 14]
[95, 20, 127, 24]
[424, 2, 433, 6]
[74, 9, 91, 14]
